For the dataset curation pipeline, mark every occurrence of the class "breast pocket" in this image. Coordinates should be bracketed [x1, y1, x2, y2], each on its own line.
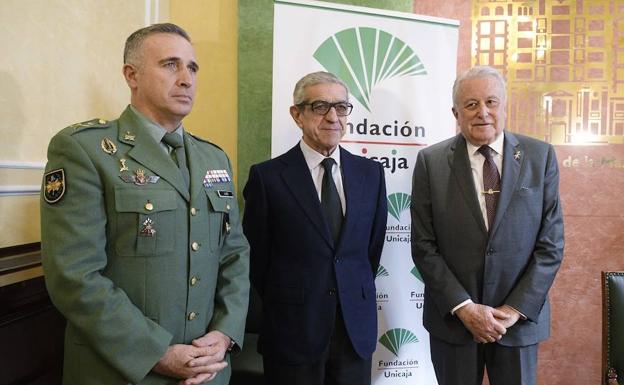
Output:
[114, 188, 177, 256]
[205, 189, 231, 251]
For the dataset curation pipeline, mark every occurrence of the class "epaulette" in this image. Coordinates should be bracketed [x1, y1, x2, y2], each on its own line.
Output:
[67, 118, 111, 134]
[188, 131, 224, 152]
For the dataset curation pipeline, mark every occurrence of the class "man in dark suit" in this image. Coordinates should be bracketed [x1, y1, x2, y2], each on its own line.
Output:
[411, 65, 564, 385]
[243, 71, 387, 385]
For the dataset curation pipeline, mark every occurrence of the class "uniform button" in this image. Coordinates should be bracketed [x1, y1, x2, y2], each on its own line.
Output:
[191, 242, 200, 251]
[145, 202, 154, 211]
[226, 204, 231, 211]
[188, 312, 197, 321]
[190, 207, 197, 216]
[190, 276, 199, 286]
[329, 288, 336, 296]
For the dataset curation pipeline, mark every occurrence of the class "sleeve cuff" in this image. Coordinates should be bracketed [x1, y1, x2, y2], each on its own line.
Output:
[451, 299, 473, 315]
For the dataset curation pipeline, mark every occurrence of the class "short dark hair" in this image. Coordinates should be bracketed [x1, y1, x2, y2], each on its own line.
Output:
[124, 23, 191, 65]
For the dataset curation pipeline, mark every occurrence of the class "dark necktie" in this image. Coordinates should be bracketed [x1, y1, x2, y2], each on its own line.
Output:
[162, 132, 190, 189]
[321, 158, 343, 245]
[477, 145, 501, 231]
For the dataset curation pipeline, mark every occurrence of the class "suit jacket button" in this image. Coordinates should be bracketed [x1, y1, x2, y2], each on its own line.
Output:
[334, 257, 340, 263]
[190, 276, 199, 286]
[190, 207, 197, 216]
[188, 311, 197, 321]
[329, 288, 336, 296]
[191, 242, 200, 251]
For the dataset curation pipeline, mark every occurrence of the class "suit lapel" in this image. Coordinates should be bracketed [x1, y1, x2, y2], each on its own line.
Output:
[281, 145, 334, 248]
[489, 132, 522, 237]
[448, 134, 488, 234]
[118, 108, 190, 201]
[337, 148, 363, 250]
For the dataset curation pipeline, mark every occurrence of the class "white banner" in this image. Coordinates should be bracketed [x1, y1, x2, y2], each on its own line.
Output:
[272, 1, 458, 383]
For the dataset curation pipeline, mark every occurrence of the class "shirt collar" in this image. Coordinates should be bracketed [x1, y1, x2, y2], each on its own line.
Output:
[129, 105, 184, 143]
[299, 140, 341, 170]
[466, 131, 505, 156]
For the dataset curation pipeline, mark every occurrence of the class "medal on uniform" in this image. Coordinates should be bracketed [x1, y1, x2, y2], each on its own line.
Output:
[124, 131, 136, 141]
[119, 159, 129, 172]
[101, 137, 117, 155]
[120, 168, 160, 185]
[203, 169, 231, 188]
[139, 218, 156, 237]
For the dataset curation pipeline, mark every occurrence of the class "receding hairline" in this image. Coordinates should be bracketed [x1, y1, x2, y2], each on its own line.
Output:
[124, 23, 191, 65]
[452, 66, 507, 107]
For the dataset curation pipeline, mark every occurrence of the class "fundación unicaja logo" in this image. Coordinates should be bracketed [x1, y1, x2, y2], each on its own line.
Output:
[376, 265, 390, 278]
[314, 27, 427, 112]
[379, 328, 419, 357]
[387, 192, 411, 221]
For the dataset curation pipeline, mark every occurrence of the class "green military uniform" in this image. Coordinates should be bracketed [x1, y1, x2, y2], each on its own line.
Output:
[41, 106, 250, 385]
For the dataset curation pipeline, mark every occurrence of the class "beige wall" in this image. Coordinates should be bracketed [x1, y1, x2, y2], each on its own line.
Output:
[170, 0, 239, 179]
[0, 0, 169, 247]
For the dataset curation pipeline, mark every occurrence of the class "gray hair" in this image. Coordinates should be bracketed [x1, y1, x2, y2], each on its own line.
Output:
[452, 66, 507, 107]
[293, 71, 349, 105]
[124, 23, 191, 65]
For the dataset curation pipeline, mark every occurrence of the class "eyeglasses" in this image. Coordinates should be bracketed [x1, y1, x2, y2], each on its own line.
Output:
[297, 100, 353, 116]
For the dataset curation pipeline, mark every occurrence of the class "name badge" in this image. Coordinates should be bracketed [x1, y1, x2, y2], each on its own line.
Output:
[217, 190, 234, 198]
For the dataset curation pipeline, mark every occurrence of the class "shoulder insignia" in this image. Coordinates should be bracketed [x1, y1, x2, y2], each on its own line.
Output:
[188, 132, 224, 151]
[68, 118, 110, 134]
[43, 169, 65, 204]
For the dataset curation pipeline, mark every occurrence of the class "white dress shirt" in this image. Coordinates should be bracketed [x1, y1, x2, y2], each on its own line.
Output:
[299, 140, 346, 215]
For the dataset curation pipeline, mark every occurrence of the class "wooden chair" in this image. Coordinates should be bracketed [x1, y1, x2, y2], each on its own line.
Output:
[603, 271, 624, 385]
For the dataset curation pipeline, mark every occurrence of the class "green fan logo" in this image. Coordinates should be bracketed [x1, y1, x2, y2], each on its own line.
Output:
[379, 328, 419, 356]
[387, 192, 411, 221]
[314, 27, 427, 112]
[410, 266, 423, 283]
[376, 265, 389, 278]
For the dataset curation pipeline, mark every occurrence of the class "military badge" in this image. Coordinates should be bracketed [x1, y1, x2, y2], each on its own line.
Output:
[120, 169, 160, 185]
[43, 169, 65, 204]
[203, 169, 231, 188]
[100, 137, 117, 155]
[119, 159, 129, 172]
[124, 131, 136, 141]
[139, 218, 156, 237]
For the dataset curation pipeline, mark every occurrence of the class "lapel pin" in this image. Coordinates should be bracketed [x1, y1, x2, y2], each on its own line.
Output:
[514, 150, 521, 160]
[124, 131, 136, 141]
[101, 137, 117, 155]
[119, 159, 129, 172]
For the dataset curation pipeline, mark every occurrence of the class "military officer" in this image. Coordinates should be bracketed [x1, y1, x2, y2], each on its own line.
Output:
[40, 23, 249, 385]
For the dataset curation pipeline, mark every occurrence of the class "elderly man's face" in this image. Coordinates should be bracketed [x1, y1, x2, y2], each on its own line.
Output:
[124, 33, 198, 131]
[452, 75, 506, 146]
[290, 83, 348, 156]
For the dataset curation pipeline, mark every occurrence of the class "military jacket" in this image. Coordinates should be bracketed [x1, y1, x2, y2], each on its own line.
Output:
[41, 106, 250, 385]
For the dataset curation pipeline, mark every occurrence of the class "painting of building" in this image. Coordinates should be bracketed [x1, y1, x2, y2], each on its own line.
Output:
[472, 0, 624, 144]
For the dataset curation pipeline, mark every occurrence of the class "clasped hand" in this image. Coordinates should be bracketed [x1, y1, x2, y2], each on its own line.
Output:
[455, 303, 520, 344]
[153, 330, 231, 385]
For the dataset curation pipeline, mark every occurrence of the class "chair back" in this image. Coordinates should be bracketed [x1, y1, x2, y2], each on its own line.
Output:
[603, 271, 624, 385]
